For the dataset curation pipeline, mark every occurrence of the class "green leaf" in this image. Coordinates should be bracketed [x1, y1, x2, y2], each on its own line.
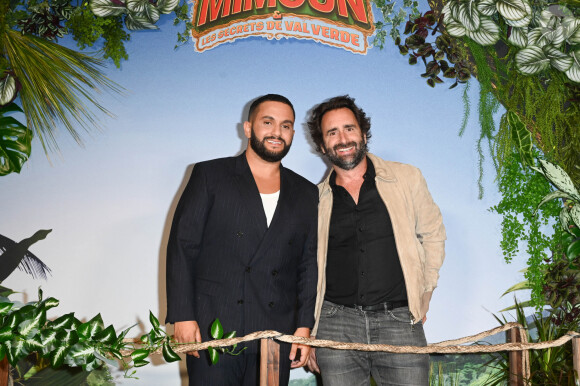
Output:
[456, 1, 480, 31]
[157, 0, 180, 14]
[125, 13, 159, 30]
[5, 312, 22, 329]
[503, 0, 531, 27]
[0, 302, 14, 315]
[50, 344, 70, 368]
[476, 0, 496, 16]
[48, 313, 76, 330]
[80, 314, 104, 338]
[515, 46, 550, 74]
[0, 343, 5, 360]
[0, 103, 32, 176]
[127, 0, 160, 23]
[563, 17, 580, 44]
[466, 16, 500, 45]
[566, 237, 580, 259]
[538, 159, 580, 200]
[162, 341, 181, 363]
[5, 339, 28, 366]
[560, 207, 572, 232]
[535, 190, 575, 213]
[93, 325, 117, 344]
[133, 359, 150, 367]
[571, 205, 580, 228]
[565, 50, 580, 83]
[56, 329, 80, 346]
[501, 280, 532, 296]
[18, 308, 46, 337]
[23, 335, 44, 352]
[495, 0, 529, 21]
[0, 74, 17, 106]
[507, 112, 532, 167]
[210, 318, 223, 340]
[131, 348, 150, 362]
[508, 27, 527, 47]
[223, 331, 236, 339]
[40, 329, 58, 349]
[445, 21, 466, 37]
[41, 297, 59, 310]
[543, 45, 573, 71]
[208, 346, 219, 365]
[90, 0, 127, 17]
[0, 326, 12, 343]
[149, 311, 160, 330]
[499, 300, 533, 312]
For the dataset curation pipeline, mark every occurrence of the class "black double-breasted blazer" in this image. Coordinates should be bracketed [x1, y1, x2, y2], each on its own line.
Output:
[166, 152, 318, 350]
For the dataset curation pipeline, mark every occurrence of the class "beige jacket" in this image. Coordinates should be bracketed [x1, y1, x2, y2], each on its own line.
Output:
[312, 153, 446, 334]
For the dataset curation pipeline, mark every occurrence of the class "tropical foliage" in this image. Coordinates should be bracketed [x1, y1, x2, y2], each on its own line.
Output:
[0, 287, 181, 378]
[485, 299, 578, 385]
[0, 102, 30, 176]
[443, 0, 580, 82]
[0, 0, 192, 175]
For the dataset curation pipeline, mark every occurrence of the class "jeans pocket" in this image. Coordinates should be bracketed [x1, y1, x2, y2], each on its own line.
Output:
[387, 307, 412, 323]
[321, 302, 339, 318]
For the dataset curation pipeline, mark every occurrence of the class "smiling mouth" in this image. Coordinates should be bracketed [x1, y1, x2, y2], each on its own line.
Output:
[337, 146, 354, 153]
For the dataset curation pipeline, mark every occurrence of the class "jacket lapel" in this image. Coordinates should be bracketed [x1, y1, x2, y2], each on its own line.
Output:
[247, 166, 293, 264]
[233, 153, 268, 239]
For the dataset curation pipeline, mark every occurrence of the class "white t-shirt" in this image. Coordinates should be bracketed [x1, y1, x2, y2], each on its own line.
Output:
[260, 190, 280, 227]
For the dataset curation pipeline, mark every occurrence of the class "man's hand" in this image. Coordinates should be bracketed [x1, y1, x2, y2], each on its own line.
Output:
[306, 345, 320, 373]
[174, 320, 202, 358]
[289, 327, 310, 368]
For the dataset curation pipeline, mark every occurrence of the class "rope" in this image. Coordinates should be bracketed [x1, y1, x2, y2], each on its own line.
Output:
[123, 324, 580, 357]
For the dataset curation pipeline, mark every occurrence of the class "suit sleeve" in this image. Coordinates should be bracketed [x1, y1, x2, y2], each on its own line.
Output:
[165, 164, 211, 324]
[412, 168, 446, 293]
[294, 189, 318, 330]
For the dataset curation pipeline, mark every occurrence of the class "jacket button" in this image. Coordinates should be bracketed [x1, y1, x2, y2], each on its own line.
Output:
[271, 270, 278, 276]
[268, 302, 274, 308]
[238, 299, 244, 304]
[236, 231, 244, 238]
[245, 267, 251, 273]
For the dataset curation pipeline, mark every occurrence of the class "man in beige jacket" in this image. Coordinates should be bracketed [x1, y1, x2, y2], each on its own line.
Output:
[306, 95, 446, 385]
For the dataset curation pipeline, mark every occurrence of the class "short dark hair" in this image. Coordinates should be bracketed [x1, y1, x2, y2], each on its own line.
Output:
[248, 94, 295, 121]
[307, 95, 371, 154]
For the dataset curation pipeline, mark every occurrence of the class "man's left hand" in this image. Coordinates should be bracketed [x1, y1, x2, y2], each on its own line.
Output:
[289, 327, 311, 368]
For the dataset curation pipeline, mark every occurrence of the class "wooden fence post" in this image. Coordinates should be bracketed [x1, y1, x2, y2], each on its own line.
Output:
[507, 326, 525, 386]
[0, 357, 8, 386]
[260, 338, 280, 386]
[573, 335, 579, 385]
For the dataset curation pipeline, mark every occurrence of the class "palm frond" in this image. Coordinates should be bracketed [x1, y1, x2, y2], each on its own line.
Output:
[0, 30, 123, 153]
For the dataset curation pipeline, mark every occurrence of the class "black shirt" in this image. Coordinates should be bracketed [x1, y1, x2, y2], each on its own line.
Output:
[324, 158, 407, 306]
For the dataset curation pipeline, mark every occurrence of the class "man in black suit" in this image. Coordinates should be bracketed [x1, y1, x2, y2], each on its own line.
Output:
[166, 94, 318, 385]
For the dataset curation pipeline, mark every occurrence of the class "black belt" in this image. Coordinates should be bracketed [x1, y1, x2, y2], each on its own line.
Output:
[343, 300, 408, 312]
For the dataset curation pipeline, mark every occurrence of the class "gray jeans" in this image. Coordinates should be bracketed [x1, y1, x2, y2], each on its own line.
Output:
[316, 300, 429, 386]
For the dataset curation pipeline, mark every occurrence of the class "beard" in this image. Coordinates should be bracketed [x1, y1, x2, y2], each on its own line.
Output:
[250, 129, 292, 163]
[324, 139, 367, 170]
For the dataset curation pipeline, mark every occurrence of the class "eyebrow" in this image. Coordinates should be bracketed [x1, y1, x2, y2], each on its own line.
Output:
[260, 115, 294, 125]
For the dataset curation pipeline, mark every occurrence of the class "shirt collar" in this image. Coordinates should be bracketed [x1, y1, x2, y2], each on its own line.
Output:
[329, 156, 374, 187]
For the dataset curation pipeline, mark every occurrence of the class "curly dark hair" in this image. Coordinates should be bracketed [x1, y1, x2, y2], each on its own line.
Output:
[307, 95, 371, 154]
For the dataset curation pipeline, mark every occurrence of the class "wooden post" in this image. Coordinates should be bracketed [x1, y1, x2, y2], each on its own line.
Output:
[259, 338, 280, 386]
[0, 357, 9, 386]
[507, 326, 525, 386]
[573, 335, 580, 385]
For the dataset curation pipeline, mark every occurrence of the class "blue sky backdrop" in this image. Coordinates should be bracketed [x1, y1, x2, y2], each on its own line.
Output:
[1, 8, 531, 384]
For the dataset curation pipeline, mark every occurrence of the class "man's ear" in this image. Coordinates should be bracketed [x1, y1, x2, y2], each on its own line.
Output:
[243, 121, 251, 139]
